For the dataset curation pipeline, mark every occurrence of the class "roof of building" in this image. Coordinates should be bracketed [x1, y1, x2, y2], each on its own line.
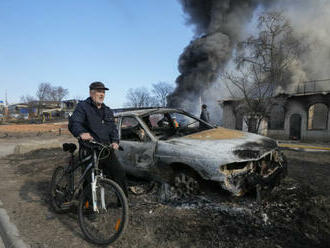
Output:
[219, 80, 330, 104]
[113, 107, 185, 117]
[285, 91, 330, 98]
[219, 91, 330, 104]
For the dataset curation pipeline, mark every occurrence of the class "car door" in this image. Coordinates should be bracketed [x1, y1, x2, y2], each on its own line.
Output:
[115, 116, 156, 178]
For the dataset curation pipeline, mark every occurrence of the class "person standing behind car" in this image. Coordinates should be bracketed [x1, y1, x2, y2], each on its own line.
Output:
[200, 104, 210, 130]
[68, 81, 128, 197]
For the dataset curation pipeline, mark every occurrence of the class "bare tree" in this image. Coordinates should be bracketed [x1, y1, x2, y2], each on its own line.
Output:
[36, 83, 69, 102]
[35, 83, 69, 115]
[224, 11, 303, 133]
[20, 95, 36, 103]
[224, 68, 274, 133]
[151, 82, 174, 107]
[36, 83, 52, 101]
[49, 86, 69, 101]
[125, 87, 157, 108]
[36, 83, 52, 115]
[125, 83, 174, 108]
[236, 11, 303, 94]
[19, 95, 36, 116]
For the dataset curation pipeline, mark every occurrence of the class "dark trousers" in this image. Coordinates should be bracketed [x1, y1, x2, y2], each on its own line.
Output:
[99, 150, 128, 197]
[83, 150, 128, 198]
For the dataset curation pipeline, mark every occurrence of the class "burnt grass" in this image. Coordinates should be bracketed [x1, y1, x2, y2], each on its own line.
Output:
[2, 149, 330, 248]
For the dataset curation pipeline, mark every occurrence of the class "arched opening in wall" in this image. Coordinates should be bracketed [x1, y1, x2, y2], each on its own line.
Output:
[307, 103, 328, 130]
[269, 105, 285, 130]
[290, 114, 302, 140]
[248, 117, 257, 133]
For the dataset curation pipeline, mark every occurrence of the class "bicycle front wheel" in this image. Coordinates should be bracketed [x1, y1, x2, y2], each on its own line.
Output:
[78, 178, 129, 245]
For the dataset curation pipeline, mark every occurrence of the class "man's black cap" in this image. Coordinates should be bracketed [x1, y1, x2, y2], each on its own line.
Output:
[89, 81, 109, 91]
[202, 104, 207, 108]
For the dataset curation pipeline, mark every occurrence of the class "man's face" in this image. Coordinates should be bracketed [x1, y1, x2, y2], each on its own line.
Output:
[90, 89, 105, 105]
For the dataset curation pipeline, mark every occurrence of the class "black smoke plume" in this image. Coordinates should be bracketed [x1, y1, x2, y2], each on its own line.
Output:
[168, 0, 266, 116]
[168, 0, 330, 121]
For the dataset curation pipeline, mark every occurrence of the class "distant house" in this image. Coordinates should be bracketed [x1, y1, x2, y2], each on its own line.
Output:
[7, 99, 79, 119]
[220, 81, 330, 142]
[61, 99, 79, 118]
[8, 103, 31, 116]
[61, 99, 79, 111]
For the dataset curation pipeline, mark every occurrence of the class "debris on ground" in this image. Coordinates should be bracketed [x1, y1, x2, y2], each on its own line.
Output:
[0, 148, 329, 248]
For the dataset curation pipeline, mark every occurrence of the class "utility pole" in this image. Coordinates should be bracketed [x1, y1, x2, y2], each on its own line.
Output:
[5, 89, 8, 106]
[4, 89, 9, 117]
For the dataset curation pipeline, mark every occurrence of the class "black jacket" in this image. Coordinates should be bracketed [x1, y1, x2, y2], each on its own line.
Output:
[69, 97, 119, 143]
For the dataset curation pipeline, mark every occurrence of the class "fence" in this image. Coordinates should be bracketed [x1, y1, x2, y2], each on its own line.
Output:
[294, 79, 330, 94]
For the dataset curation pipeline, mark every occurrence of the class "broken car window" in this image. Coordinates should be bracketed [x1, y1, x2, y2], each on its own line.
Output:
[170, 113, 199, 128]
[142, 112, 212, 140]
[120, 117, 151, 142]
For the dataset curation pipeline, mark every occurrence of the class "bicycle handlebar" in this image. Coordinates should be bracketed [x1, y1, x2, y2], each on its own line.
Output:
[78, 138, 124, 151]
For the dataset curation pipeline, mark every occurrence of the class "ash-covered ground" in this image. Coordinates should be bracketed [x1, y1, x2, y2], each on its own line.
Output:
[0, 148, 329, 248]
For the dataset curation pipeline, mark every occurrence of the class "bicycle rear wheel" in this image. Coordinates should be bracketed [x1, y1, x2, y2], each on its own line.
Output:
[78, 178, 129, 245]
[49, 166, 71, 213]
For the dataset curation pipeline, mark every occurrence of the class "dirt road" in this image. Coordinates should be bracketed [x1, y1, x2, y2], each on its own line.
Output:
[0, 148, 329, 248]
[0, 122, 70, 139]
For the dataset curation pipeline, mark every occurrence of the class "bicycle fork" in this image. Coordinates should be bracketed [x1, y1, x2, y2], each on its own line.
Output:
[91, 171, 106, 212]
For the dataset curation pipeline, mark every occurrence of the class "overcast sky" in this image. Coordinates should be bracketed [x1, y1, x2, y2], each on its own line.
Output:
[0, 0, 194, 108]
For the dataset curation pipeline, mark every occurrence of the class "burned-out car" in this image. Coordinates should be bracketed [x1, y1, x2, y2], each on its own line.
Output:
[114, 108, 287, 197]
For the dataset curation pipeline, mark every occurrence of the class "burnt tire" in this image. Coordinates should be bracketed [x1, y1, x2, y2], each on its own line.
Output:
[49, 166, 71, 214]
[173, 172, 200, 198]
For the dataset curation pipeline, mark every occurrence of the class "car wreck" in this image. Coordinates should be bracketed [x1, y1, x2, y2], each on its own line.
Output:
[114, 108, 287, 197]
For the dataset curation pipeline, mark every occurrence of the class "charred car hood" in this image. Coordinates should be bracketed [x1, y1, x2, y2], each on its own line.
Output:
[164, 127, 277, 165]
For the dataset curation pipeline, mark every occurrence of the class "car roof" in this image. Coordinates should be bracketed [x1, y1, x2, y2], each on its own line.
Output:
[114, 108, 185, 117]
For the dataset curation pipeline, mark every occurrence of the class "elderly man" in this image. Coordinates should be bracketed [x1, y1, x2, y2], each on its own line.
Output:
[69, 81, 128, 196]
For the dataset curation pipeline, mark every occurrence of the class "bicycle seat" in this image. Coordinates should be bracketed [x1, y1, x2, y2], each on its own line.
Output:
[63, 143, 77, 153]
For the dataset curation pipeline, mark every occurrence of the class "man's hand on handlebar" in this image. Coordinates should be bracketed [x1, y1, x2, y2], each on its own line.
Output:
[80, 133, 93, 140]
[111, 143, 119, 150]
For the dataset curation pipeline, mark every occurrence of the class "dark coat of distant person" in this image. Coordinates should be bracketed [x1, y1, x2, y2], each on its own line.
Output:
[200, 104, 210, 123]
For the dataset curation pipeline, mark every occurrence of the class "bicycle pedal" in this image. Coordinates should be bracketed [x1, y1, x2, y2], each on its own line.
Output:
[62, 202, 73, 208]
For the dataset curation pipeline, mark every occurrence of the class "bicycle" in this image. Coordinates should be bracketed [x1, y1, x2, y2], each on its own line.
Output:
[49, 140, 129, 245]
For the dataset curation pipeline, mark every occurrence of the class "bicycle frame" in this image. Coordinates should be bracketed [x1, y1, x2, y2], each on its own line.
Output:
[58, 140, 114, 213]
[60, 152, 93, 198]
[65, 147, 108, 213]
